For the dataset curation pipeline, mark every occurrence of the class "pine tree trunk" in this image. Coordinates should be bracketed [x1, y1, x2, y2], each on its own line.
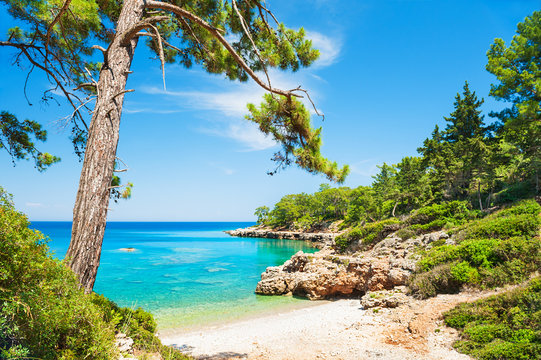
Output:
[66, 0, 144, 293]
[477, 181, 483, 211]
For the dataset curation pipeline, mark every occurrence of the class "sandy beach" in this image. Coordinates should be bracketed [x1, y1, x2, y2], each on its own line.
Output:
[159, 292, 484, 360]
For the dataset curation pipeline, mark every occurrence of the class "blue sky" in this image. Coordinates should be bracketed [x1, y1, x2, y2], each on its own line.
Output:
[0, 0, 539, 221]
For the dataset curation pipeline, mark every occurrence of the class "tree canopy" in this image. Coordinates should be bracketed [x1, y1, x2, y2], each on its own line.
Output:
[257, 11, 541, 229]
[486, 11, 541, 193]
[1, 0, 348, 292]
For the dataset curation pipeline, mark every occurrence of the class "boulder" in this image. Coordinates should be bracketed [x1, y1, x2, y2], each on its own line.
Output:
[255, 230, 449, 300]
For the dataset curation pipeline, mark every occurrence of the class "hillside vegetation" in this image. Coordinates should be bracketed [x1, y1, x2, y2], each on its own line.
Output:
[445, 277, 541, 360]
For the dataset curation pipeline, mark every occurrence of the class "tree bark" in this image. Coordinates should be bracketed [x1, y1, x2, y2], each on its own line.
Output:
[391, 201, 398, 217]
[66, 0, 144, 293]
[477, 181, 483, 211]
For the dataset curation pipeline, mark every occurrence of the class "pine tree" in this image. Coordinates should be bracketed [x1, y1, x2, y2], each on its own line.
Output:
[1, 0, 348, 292]
[419, 82, 493, 207]
[487, 11, 541, 194]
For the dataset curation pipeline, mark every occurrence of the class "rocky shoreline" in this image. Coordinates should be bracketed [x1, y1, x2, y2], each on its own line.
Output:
[224, 227, 339, 248]
[226, 226, 453, 303]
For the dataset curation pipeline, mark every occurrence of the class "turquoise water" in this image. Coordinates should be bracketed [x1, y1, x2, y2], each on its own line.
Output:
[31, 222, 317, 331]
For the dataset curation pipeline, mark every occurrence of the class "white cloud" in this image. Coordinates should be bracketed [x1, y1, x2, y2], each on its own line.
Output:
[349, 159, 380, 177]
[306, 31, 342, 68]
[140, 68, 305, 117]
[201, 120, 277, 151]
[137, 69, 323, 151]
[140, 85, 262, 117]
[208, 162, 236, 175]
[25, 202, 45, 208]
[123, 108, 185, 114]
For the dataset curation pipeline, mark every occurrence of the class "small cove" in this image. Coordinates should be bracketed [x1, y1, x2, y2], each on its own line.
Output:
[31, 221, 318, 331]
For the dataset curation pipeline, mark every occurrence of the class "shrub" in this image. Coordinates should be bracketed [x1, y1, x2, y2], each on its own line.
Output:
[396, 228, 416, 240]
[410, 200, 541, 298]
[408, 201, 480, 231]
[408, 263, 462, 298]
[0, 187, 118, 359]
[335, 218, 401, 252]
[463, 200, 541, 240]
[444, 277, 541, 360]
[0, 187, 192, 360]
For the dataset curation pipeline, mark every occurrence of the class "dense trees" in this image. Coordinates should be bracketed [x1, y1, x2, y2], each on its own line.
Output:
[257, 11, 540, 230]
[419, 82, 494, 208]
[486, 11, 541, 194]
[1, 0, 347, 292]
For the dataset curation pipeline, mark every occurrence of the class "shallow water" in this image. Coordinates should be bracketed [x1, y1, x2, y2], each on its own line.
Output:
[31, 222, 317, 330]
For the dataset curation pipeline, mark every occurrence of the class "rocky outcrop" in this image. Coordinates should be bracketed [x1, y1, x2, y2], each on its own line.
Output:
[255, 230, 450, 300]
[225, 227, 339, 248]
[360, 286, 410, 309]
[116, 333, 135, 359]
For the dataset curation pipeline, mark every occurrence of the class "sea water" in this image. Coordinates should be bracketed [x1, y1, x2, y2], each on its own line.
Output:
[30, 222, 317, 331]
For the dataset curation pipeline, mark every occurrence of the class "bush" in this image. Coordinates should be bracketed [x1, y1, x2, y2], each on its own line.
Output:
[444, 277, 541, 360]
[407, 201, 481, 234]
[396, 228, 416, 240]
[0, 187, 192, 360]
[0, 187, 118, 359]
[335, 218, 401, 252]
[409, 200, 541, 298]
[408, 263, 462, 298]
[463, 200, 541, 240]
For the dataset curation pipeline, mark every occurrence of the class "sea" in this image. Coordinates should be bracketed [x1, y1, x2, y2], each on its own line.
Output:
[30, 221, 317, 332]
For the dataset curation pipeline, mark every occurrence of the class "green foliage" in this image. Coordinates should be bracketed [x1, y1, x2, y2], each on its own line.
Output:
[487, 11, 541, 195]
[2, 0, 345, 183]
[89, 295, 190, 359]
[266, 186, 352, 229]
[396, 228, 416, 240]
[254, 205, 270, 225]
[408, 263, 463, 298]
[247, 95, 348, 182]
[0, 187, 191, 360]
[408, 200, 481, 233]
[444, 277, 541, 360]
[335, 218, 401, 252]
[410, 200, 541, 298]
[0, 187, 118, 359]
[418, 82, 495, 204]
[462, 200, 541, 239]
[0, 111, 60, 171]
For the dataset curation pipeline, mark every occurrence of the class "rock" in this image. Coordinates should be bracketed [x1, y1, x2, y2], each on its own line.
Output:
[115, 332, 134, 354]
[255, 277, 287, 295]
[360, 287, 410, 309]
[255, 229, 450, 301]
[225, 228, 339, 248]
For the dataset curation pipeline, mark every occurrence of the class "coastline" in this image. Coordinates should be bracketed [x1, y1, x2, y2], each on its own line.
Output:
[224, 226, 341, 249]
[158, 292, 487, 360]
[155, 295, 323, 335]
